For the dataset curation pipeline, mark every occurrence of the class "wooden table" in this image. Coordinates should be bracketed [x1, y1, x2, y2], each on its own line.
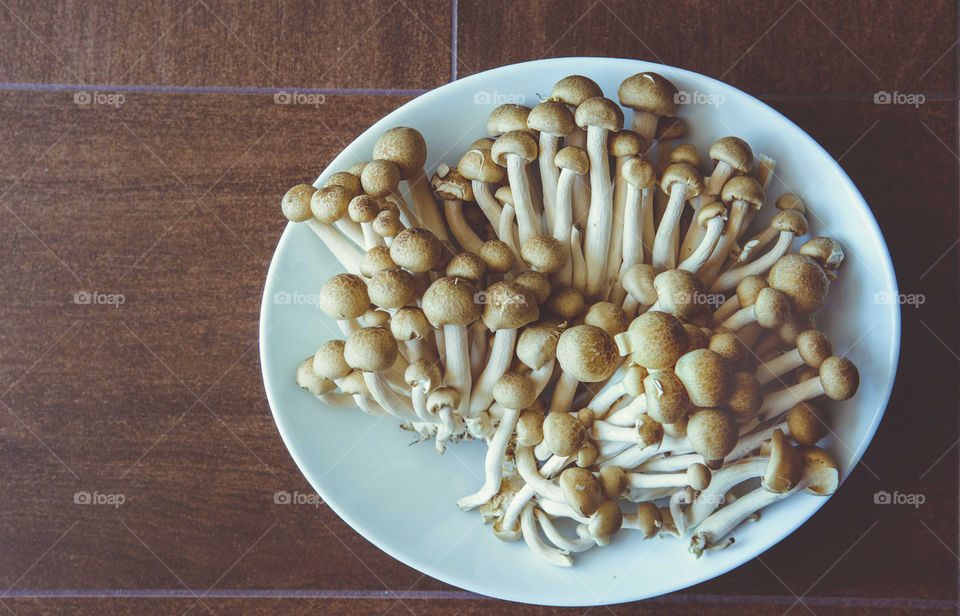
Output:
[0, 1, 956, 613]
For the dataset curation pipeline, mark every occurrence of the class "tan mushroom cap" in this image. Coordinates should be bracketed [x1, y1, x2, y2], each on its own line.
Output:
[318, 273, 370, 320]
[584, 301, 630, 337]
[622, 364, 647, 398]
[663, 415, 688, 438]
[800, 237, 845, 271]
[574, 97, 624, 132]
[445, 252, 487, 282]
[608, 129, 646, 157]
[776, 193, 807, 215]
[554, 146, 589, 175]
[721, 174, 764, 210]
[427, 386, 460, 413]
[347, 161, 368, 176]
[653, 268, 704, 319]
[373, 127, 427, 179]
[686, 408, 738, 467]
[726, 371, 762, 421]
[768, 254, 829, 315]
[516, 408, 544, 446]
[372, 208, 403, 238]
[762, 429, 805, 493]
[431, 166, 474, 202]
[619, 310, 689, 369]
[708, 331, 748, 371]
[344, 327, 399, 372]
[708, 136, 754, 174]
[697, 202, 727, 228]
[310, 185, 353, 223]
[684, 323, 710, 352]
[457, 144, 505, 184]
[527, 100, 575, 136]
[477, 239, 516, 274]
[618, 72, 679, 117]
[486, 104, 532, 136]
[339, 369, 369, 396]
[481, 281, 539, 331]
[549, 75, 603, 107]
[493, 372, 537, 410]
[389, 228, 443, 273]
[557, 325, 620, 382]
[404, 358, 443, 390]
[296, 357, 336, 396]
[669, 143, 702, 168]
[797, 446, 840, 495]
[422, 276, 480, 328]
[752, 287, 792, 329]
[521, 235, 567, 273]
[360, 159, 401, 198]
[542, 410, 585, 456]
[772, 208, 808, 235]
[366, 268, 414, 309]
[795, 329, 832, 368]
[491, 130, 538, 165]
[494, 185, 513, 206]
[777, 314, 816, 347]
[517, 322, 561, 370]
[390, 306, 431, 341]
[656, 117, 687, 140]
[347, 195, 380, 225]
[599, 466, 627, 499]
[633, 502, 663, 539]
[737, 274, 769, 307]
[644, 370, 689, 424]
[795, 365, 819, 385]
[324, 171, 362, 196]
[660, 162, 704, 198]
[818, 356, 859, 400]
[513, 271, 551, 303]
[622, 158, 657, 190]
[589, 500, 624, 538]
[786, 401, 829, 446]
[363, 308, 390, 327]
[545, 287, 586, 320]
[622, 264, 660, 306]
[675, 349, 732, 408]
[282, 184, 317, 222]
[312, 339, 351, 381]
[560, 467, 603, 517]
[360, 246, 397, 277]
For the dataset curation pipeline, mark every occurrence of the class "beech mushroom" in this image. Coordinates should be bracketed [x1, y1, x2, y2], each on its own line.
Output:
[686, 408, 738, 468]
[431, 164, 483, 254]
[559, 467, 604, 517]
[621, 263, 659, 316]
[389, 227, 443, 274]
[622, 501, 662, 537]
[655, 117, 687, 172]
[318, 273, 370, 335]
[546, 287, 586, 321]
[614, 310, 688, 369]
[360, 245, 397, 278]
[711, 209, 808, 292]
[427, 386, 464, 452]
[552, 146, 589, 287]
[652, 163, 704, 269]
[699, 175, 765, 285]
[756, 329, 832, 385]
[712, 274, 767, 323]
[584, 301, 630, 337]
[738, 194, 806, 263]
[457, 138, 505, 233]
[390, 306, 435, 363]
[548, 325, 620, 414]
[614, 158, 657, 302]
[799, 237, 845, 276]
[404, 359, 443, 424]
[549, 75, 603, 226]
[478, 239, 517, 281]
[491, 131, 541, 245]
[678, 202, 727, 274]
[617, 72, 679, 143]
[344, 327, 414, 421]
[606, 129, 648, 295]
[759, 355, 859, 420]
[366, 268, 415, 311]
[347, 194, 386, 249]
[527, 101, 575, 230]
[647, 268, 705, 319]
[675, 349, 732, 408]
[361, 159, 419, 231]
[720, 286, 792, 331]
[282, 184, 363, 275]
[521, 235, 567, 274]
[768, 254, 830, 316]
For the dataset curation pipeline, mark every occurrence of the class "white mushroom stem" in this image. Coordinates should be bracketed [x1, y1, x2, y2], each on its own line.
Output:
[408, 170, 450, 242]
[335, 218, 366, 247]
[434, 403, 465, 454]
[626, 471, 692, 490]
[537, 498, 591, 524]
[538, 135, 561, 231]
[591, 419, 649, 446]
[457, 407, 521, 510]
[530, 360, 556, 398]
[612, 181, 644, 303]
[699, 201, 750, 286]
[720, 303, 763, 331]
[759, 378, 828, 420]
[740, 154, 776, 240]
[712, 294, 742, 323]
[442, 324, 473, 418]
[688, 457, 768, 526]
[548, 372, 580, 415]
[604, 395, 646, 426]
[469, 326, 488, 378]
[501, 454, 570, 532]
[443, 199, 483, 254]
[505, 155, 540, 245]
[678, 213, 726, 274]
[584, 381, 626, 417]
[756, 347, 808, 385]
[651, 183, 692, 269]
[568, 128, 591, 226]
[583, 126, 614, 300]
[388, 190, 422, 229]
[711, 230, 795, 292]
[630, 111, 657, 144]
[640, 188, 656, 265]
[499, 204, 524, 269]
[409, 383, 432, 423]
[638, 424, 782, 473]
[534, 510, 597, 552]
[605, 155, 631, 297]
[552, 167, 577, 287]
[468, 329, 518, 414]
[362, 372, 416, 423]
[521, 503, 573, 567]
[359, 221, 385, 250]
[570, 225, 588, 295]
[670, 487, 694, 537]
[472, 180, 502, 231]
[353, 393, 390, 417]
[690, 482, 802, 557]
[516, 445, 565, 501]
[336, 318, 362, 337]
[304, 220, 363, 276]
[703, 161, 735, 200]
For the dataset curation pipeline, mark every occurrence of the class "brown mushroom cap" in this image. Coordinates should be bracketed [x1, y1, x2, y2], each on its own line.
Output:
[599, 466, 627, 499]
[686, 408, 738, 466]
[608, 129, 646, 157]
[623, 364, 648, 397]
[786, 401, 829, 446]
[360, 159, 401, 198]
[477, 240, 516, 274]
[818, 356, 859, 400]
[663, 415, 688, 438]
[620, 311, 689, 369]
[708, 331, 749, 371]
[660, 162, 704, 198]
[776, 314, 816, 347]
[360, 246, 397, 277]
[687, 463, 712, 491]
[517, 322, 561, 370]
[589, 499, 624, 538]
[348, 194, 380, 225]
[339, 369, 369, 396]
[768, 254, 829, 315]
[493, 372, 537, 410]
[445, 252, 487, 282]
[560, 467, 603, 517]
[543, 411, 585, 456]
[721, 175, 764, 210]
[521, 235, 567, 273]
[427, 386, 460, 413]
[675, 349, 732, 407]
[389, 228, 443, 273]
[550, 75, 603, 107]
[772, 209, 808, 235]
[527, 100, 575, 136]
[372, 208, 404, 239]
[366, 268, 415, 310]
[726, 371, 763, 421]
[795, 330, 832, 368]
[343, 327, 399, 372]
[310, 185, 353, 223]
[656, 117, 687, 140]
[800, 237, 845, 271]
[431, 166, 475, 202]
[282, 184, 316, 222]
[513, 271, 551, 304]
[318, 273, 370, 320]
[486, 103, 532, 136]
[776, 193, 807, 215]
[494, 185, 514, 206]
[363, 308, 390, 327]
[797, 446, 840, 495]
[390, 306, 431, 342]
[644, 370, 689, 424]
[422, 276, 480, 328]
[557, 325, 620, 382]
[312, 339, 351, 381]
[481, 281, 539, 331]
[545, 287, 586, 320]
[554, 146, 589, 175]
[491, 130, 538, 166]
[618, 72, 679, 117]
[622, 264, 660, 305]
[761, 429, 805, 493]
[373, 127, 427, 179]
[669, 143, 702, 168]
[684, 323, 709, 352]
[653, 268, 704, 319]
[708, 136, 754, 174]
[324, 171, 362, 196]
[457, 141, 505, 184]
[516, 408, 544, 446]
[404, 358, 443, 390]
[752, 287, 792, 329]
[622, 158, 657, 191]
[296, 357, 336, 395]
[584, 302, 630, 337]
[574, 97, 624, 132]
[697, 202, 727, 229]
[736, 274, 769, 308]
[633, 502, 662, 539]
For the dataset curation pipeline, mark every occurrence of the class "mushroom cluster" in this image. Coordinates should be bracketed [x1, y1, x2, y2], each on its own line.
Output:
[283, 71, 860, 565]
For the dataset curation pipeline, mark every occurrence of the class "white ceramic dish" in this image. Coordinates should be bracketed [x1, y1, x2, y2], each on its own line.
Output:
[259, 58, 900, 606]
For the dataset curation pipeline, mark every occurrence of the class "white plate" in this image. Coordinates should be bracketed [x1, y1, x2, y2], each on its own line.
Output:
[259, 58, 900, 606]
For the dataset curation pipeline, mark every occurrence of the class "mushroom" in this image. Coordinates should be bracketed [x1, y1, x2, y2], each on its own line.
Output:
[617, 72, 679, 143]
[674, 349, 732, 408]
[527, 100, 576, 230]
[720, 286, 792, 332]
[703, 137, 754, 201]
[389, 227, 443, 274]
[347, 194, 386, 249]
[295, 356, 350, 405]
[551, 146, 589, 287]
[404, 359, 443, 424]
[549, 75, 603, 226]
[343, 327, 415, 421]
[756, 329, 832, 385]
[654, 117, 687, 172]
[318, 273, 370, 335]
[427, 386, 464, 453]
[545, 287, 587, 321]
[390, 306, 435, 362]
[521, 235, 567, 274]
[431, 164, 483, 254]
[458, 372, 538, 510]
[548, 325, 620, 414]
[497, 453, 570, 540]
[534, 510, 597, 554]
[678, 202, 727, 274]
[360, 245, 397, 278]
[493, 188, 524, 268]
[726, 371, 763, 423]
[613, 158, 657, 302]
[652, 163, 704, 269]
[520, 502, 573, 566]
[622, 501, 663, 537]
[799, 237, 845, 276]
[282, 184, 363, 275]
[584, 301, 630, 337]
[712, 274, 768, 323]
[698, 175, 765, 285]
[360, 159, 420, 231]
[737, 194, 806, 264]
[559, 467, 604, 517]
[477, 239, 517, 282]
[491, 131, 541, 245]
[621, 263, 659, 316]
[366, 268, 415, 311]
[373, 127, 449, 241]
[768, 254, 830, 316]
[686, 408, 738, 468]
[516, 321, 561, 375]
[457, 138, 505, 233]
[446, 252, 487, 285]
[711, 209, 808, 292]
[606, 130, 648, 295]
[646, 268, 705, 318]
[569, 225, 588, 295]
[759, 355, 859, 420]
[614, 310, 688, 369]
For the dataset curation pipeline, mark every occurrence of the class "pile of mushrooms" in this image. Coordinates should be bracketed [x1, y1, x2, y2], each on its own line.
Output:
[283, 71, 860, 565]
